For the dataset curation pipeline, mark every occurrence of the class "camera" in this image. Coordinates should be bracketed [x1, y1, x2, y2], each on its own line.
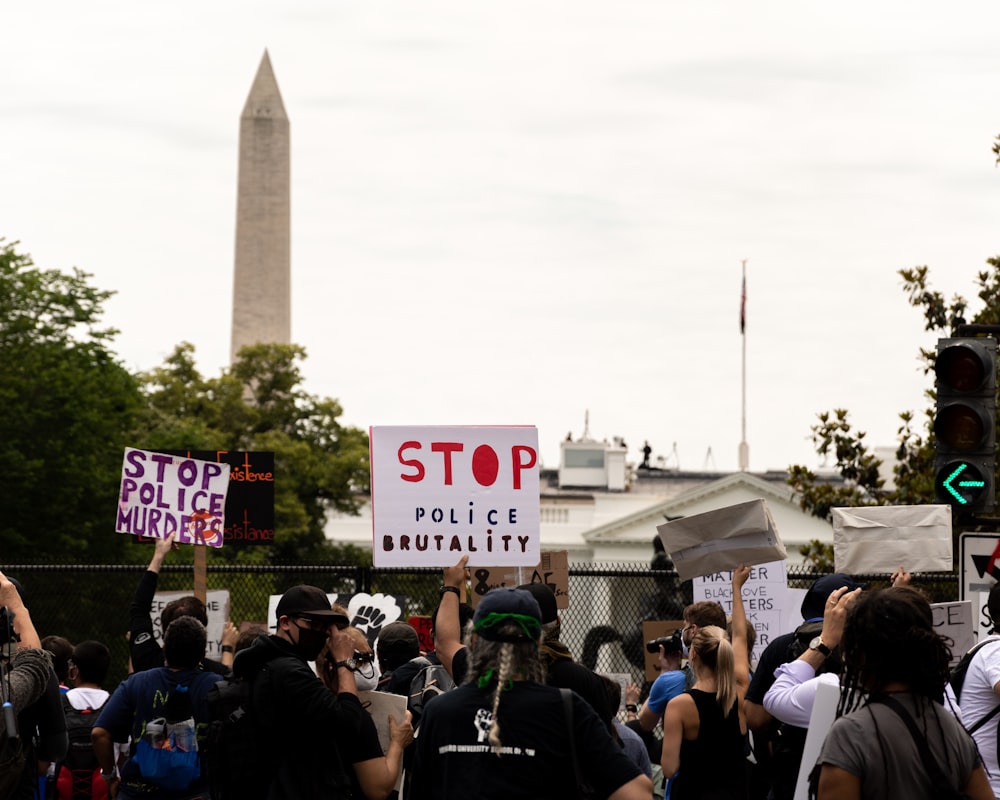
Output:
[645, 628, 683, 655]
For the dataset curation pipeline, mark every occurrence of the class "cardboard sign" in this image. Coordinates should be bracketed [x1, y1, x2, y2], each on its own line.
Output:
[163, 450, 274, 545]
[641, 620, 685, 683]
[151, 590, 230, 659]
[370, 426, 540, 567]
[467, 551, 569, 609]
[657, 499, 787, 582]
[117, 448, 231, 547]
[692, 561, 788, 665]
[831, 504, 952, 573]
[931, 600, 974, 667]
[794, 680, 840, 800]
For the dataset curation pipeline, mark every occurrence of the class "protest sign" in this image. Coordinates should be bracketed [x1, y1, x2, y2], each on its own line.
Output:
[931, 600, 973, 667]
[163, 450, 274, 545]
[692, 560, 788, 664]
[409, 615, 434, 653]
[467, 551, 569, 608]
[794, 680, 839, 800]
[831, 504, 952, 573]
[117, 448, 231, 547]
[151, 590, 230, 659]
[657, 499, 786, 582]
[370, 426, 540, 567]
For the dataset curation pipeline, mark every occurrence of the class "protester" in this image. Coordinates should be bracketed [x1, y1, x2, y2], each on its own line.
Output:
[0, 570, 55, 800]
[374, 622, 420, 693]
[41, 636, 74, 693]
[952, 582, 1000, 797]
[6, 574, 68, 800]
[815, 586, 991, 799]
[93, 617, 224, 799]
[409, 587, 652, 800]
[600, 674, 653, 779]
[743, 571, 867, 800]
[316, 627, 413, 800]
[638, 629, 686, 732]
[762, 586, 859, 726]
[678, 600, 728, 689]
[128, 533, 227, 675]
[662, 564, 752, 800]
[55, 640, 112, 800]
[229, 584, 364, 799]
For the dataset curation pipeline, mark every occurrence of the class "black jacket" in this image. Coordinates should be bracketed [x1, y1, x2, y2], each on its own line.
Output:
[233, 635, 364, 800]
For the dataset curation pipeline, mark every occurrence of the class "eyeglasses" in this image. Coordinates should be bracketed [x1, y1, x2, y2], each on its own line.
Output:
[294, 617, 331, 632]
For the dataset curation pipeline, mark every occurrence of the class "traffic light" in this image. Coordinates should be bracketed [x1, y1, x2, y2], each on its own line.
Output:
[934, 337, 997, 514]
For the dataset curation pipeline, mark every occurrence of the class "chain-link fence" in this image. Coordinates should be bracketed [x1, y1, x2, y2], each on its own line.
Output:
[6, 563, 960, 688]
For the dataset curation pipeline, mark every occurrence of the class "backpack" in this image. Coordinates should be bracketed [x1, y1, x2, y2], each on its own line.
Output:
[54, 694, 108, 800]
[950, 638, 999, 703]
[407, 656, 455, 725]
[132, 684, 200, 793]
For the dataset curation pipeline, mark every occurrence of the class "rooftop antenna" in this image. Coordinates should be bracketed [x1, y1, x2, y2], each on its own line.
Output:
[703, 446, 716, 470]
[739, 259, 750, 470]
[582, 409, 591, 441]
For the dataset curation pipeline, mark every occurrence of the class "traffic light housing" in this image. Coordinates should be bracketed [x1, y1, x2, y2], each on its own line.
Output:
[934, 337, 997, 514]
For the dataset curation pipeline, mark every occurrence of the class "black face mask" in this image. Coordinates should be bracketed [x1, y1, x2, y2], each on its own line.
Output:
[290, 620, 329, 661]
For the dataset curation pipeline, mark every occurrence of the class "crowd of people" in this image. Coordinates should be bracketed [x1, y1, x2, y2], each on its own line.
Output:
[2, 537, 1000, 799]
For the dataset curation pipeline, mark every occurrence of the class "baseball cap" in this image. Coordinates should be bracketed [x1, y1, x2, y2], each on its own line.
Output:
[800, 574, 865, 621]
[275, 585, 348, 628]
[515, 582, 558, 624]
[473, 588, 543, 642]
[377, 622, 420, 661]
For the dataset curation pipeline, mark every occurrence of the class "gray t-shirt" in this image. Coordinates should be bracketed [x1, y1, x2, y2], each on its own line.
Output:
[819, 694, 980, 799]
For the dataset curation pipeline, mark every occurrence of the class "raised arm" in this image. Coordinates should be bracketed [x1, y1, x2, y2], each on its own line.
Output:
[435, 555, 468, 677]
[731, 565, 751, 697]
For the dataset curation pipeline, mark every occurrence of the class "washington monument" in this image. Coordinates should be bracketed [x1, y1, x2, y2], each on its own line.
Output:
[231, 50, 290, 362]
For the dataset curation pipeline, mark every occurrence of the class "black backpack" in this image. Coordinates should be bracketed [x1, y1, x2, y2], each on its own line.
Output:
[407, 656, 455, 726]
[55, 694, 107, 800]
[950, 638, 998, 703]
[203, 674, 263, 800]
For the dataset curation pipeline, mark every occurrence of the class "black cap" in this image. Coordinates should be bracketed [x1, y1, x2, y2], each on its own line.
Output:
[474, 588, 543, 642]
[515, 582, 558, 624]
[275, 585, 348, 628]
[376, 622, 420, 662]
[800, 574, 865, 621]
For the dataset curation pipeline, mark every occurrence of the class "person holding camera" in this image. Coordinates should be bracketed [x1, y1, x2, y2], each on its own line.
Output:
[637, 628, 686, 732]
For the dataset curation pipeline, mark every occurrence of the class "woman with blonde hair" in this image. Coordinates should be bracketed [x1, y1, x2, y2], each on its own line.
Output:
[662, 564, 751, 800]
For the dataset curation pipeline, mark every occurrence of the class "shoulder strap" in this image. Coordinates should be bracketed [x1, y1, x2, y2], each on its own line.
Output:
[956, 638, 1000, 732]
[868, 695, 963, 799]
[560, 689, 583, 794]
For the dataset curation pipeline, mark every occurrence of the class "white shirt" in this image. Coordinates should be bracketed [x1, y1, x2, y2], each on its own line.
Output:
[762, 659, 840, 728]
[65, 686, 110, 710]
[955, 635, 1000, 792]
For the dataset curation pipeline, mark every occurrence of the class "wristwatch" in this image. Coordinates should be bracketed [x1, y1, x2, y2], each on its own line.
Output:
[100, 768, 117, 782]
[334, 657, 358, 671]
[808, 636, 832, 657]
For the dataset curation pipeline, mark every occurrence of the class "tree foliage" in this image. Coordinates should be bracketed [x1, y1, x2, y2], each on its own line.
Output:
[0, 240, 142, 562]
[132, 342, 371, 563]
[789, 257, 1000, 555]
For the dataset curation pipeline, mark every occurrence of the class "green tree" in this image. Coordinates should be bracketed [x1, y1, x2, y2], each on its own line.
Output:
[132, 342, 370, 563]
[0, 240, 143, 562]
[789, 259, 1000, 558]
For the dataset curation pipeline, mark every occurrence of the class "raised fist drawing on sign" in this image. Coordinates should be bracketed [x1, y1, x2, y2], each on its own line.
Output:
[347, 592, 402, 647]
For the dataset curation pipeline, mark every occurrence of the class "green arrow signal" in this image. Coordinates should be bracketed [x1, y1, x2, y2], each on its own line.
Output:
[942, 463, 985, 503]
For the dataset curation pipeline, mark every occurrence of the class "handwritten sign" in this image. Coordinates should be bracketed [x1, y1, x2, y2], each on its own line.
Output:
[151, 590, 230, 659]
[692, 560, 788, 664]
[467, 551, 569, 609]
[117, 448, 231, 547]
[931, 600, 974, 667]
[370, 426, 540, 567]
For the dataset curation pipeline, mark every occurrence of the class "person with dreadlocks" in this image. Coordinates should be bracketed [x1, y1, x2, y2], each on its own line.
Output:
[815, 586, 992, 799]
[409, 587, 652, 800]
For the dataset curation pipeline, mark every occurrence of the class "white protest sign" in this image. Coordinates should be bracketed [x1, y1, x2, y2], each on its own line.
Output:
[832, 504, 952, 573]
[931, 600, 974, 668]
[693, 560, 787, 664]
[794, 680, 840, 800]
[370, 426, 540, 567]
[151, 590, 230, 659]
[117, 448, 231, 547]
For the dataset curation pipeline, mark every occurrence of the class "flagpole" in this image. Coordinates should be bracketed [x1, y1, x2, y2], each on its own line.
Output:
[739, 259, 749, 471]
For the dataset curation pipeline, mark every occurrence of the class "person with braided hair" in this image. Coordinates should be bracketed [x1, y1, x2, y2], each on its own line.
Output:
[815, 586, 992, 800]
[409, 587, 652, 800]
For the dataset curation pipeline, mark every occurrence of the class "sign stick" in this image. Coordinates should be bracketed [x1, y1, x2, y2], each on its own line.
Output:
[193, 545, 207, 604]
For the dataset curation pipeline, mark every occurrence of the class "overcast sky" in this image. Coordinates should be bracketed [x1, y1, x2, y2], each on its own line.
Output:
[4, 1, 999, 473]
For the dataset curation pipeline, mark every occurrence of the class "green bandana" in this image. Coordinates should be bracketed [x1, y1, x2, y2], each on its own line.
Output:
[473, 612, 542, 643]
